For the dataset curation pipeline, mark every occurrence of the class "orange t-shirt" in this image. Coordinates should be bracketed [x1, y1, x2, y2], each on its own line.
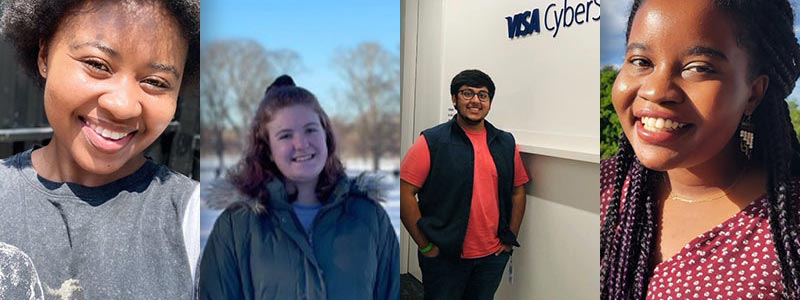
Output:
[400, 128, 529, 258]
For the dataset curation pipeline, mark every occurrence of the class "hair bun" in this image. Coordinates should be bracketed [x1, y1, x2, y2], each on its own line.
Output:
[266, 75, 296, 94]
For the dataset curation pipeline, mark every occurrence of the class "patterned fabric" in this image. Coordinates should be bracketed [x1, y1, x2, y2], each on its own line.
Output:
[600, 159, 784, 299]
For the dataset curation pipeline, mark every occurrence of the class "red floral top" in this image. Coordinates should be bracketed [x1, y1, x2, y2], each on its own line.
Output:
[600, 159, 784, 300]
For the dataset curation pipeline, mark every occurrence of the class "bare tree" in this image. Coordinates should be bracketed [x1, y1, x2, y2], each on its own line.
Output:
[201, 40, 301, 177]
[332, 42, 400, 171]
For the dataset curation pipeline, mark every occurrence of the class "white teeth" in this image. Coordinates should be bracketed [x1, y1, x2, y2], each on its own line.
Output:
[641, 116, 686, 131]
[294, 154, 313, 162]
[89, 123, 131, 140]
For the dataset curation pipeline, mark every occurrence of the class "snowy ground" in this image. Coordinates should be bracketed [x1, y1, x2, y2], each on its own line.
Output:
[199, 156, 400, 249]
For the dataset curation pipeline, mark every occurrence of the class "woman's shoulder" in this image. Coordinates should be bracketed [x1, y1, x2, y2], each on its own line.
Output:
[0, 151, 27, 181]
[148, 162, 198, 196]
[340, 174, 387, 208]
[205, 178, 260, 210]
[336, 174, 393, 224]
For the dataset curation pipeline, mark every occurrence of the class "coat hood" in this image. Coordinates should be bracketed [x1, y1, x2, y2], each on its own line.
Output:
[204, 173, 385, 212]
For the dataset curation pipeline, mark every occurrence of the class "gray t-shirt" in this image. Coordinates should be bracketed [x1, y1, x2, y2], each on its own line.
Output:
[0, 242, 43, 300]
[0, 149, 197, 300]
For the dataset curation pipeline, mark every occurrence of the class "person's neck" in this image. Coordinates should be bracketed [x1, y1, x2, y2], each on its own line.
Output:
[285, 180, 320, 205]
[664, 143, 750, 199]
[455, 114, 485, 131]
[31, 140, 145, 187]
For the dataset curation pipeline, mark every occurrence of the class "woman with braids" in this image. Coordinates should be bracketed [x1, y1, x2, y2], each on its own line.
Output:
[198, 75, 399, 300]
[0, 0, 200, 299]
[601, 0, 800, 299]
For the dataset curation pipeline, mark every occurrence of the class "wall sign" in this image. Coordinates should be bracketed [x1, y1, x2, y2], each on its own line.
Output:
[506, 0, 600, 39]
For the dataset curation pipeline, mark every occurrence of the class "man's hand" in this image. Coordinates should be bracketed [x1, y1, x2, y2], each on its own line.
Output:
[420, 244, 440, 258]
[494, 244, 513, 256]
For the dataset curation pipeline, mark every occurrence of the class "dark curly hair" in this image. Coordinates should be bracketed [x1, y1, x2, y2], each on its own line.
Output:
[227, 75, 346, 213]
[601, 0, 800, 299]
[0, 0, 200, 88]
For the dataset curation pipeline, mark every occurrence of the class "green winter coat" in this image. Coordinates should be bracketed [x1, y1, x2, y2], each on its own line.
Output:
[198, 175, 399, 300]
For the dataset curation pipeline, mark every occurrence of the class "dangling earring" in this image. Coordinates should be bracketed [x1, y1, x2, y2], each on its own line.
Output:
[739, 114, 755, 159]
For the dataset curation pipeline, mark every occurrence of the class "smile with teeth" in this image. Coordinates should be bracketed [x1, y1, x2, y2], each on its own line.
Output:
[86, 120, 134, 140]
[293, 154, 315, 162]
[641, 116, 687, 131]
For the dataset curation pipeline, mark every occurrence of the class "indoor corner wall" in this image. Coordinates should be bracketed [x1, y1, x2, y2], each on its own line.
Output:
[494, 154, 599, 299]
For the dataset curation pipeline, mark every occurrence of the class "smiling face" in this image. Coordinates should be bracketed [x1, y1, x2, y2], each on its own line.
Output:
[36, 0, 187, 184]
[452, 85, 492, 127]
[266, 105, 328, 186]
[612, 0, 766, 171]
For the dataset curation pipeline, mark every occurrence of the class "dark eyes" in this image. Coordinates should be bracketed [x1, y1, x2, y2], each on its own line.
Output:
[83, 59, 110, 73]
[625, 57, 717, 77]
[683, 63, 716, 74]
[82, 58, 171, 89]
[277, 127, 320, 140]
[142, 78, 170, 89]
[628, 57, 652, 68]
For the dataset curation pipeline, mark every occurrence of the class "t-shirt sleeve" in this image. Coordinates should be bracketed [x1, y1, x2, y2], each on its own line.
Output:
[513, 144, 529, 187]
[399, 135, 431, 188]
[182, 184, 201, 281]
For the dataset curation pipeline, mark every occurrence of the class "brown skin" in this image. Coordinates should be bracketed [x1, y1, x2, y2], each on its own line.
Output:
[452, 85, 492, 130]
[401, 85, 526, 257]
[32, 0, 187, 187]
[399, 180, 439, 257]
[613, 0, 768, 262]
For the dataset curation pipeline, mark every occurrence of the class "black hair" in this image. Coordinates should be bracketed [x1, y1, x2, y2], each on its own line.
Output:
[602, 0, 800, 298]
[450, 69, 496, 101]
[0, 0, 200, 88]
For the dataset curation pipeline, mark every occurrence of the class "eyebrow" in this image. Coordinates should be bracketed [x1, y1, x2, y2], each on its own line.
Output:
[626, 43, 728, 61]
[71, 40, 181, 79]
[626, 42, 647, 52]
[685, 46, 728, 60]
[274, 122, 321, 136]
[71, 40, 117, 57]
[149, 62, 181, 80]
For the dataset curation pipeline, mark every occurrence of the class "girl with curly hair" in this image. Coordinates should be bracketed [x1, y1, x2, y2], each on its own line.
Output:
[0, 0, 200, 299]
[198, 75, 399, 300]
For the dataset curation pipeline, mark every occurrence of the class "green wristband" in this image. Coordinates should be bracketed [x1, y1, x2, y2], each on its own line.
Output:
[419, 243, 433, 253]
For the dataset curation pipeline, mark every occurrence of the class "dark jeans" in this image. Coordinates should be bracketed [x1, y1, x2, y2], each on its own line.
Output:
[418, 251, 510, 300]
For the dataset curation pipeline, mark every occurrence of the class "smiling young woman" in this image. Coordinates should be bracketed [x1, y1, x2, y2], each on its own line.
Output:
[0, 0, 200, 299]
[198, 75, 399, 300]
[601, 0, 800, 299]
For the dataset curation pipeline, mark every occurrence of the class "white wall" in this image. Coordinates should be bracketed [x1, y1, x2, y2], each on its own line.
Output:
[401, 0, 600, 299]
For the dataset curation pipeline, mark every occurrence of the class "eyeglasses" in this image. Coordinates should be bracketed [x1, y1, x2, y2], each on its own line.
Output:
[458, 89, 490, 102]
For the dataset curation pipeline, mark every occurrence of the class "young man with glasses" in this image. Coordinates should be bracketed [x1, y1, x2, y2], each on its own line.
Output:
[400, 69, 529, 299]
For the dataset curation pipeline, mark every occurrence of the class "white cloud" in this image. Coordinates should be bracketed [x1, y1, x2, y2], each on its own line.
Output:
[600, 0, 631, 67]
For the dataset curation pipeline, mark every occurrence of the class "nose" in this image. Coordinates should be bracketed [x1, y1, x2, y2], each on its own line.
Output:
[97, 76, 142, 120]
[637, 66, 684, 104]
[293, 134, 309, 149]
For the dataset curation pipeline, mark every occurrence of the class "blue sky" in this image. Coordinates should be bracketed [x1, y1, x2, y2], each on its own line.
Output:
[601, 0, 800, 100]
[201, 0, 400, 115]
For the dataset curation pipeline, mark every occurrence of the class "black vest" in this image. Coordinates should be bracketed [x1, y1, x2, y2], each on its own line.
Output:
[416, 116, 519, 258]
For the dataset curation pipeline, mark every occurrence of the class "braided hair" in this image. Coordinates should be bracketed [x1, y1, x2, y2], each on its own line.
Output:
[601, 0, 800, 298]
